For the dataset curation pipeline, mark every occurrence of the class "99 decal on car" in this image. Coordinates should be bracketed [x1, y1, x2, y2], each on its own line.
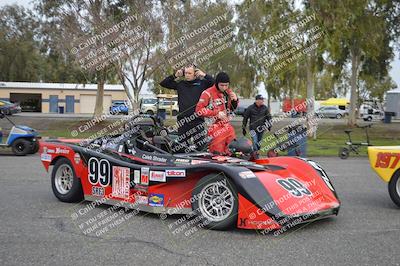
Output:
[88, 157, 111, 187]
[277, 178, 312, 197]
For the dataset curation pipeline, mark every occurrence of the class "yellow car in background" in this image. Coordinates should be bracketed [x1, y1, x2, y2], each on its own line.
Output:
[368, 146, 400, 207]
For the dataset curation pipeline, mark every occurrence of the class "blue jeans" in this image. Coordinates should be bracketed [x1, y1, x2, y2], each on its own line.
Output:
[250, 130, 264, 151]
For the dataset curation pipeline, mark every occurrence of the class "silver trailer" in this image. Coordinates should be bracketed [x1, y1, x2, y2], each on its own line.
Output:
[386, 89, 400, 119]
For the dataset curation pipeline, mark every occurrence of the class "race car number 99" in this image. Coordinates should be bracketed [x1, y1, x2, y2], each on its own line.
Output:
[88, 157, 111, 186]
[277, 178, 312, 197]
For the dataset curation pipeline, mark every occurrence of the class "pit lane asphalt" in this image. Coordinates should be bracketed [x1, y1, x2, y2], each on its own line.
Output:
[0, 154, 398, 266]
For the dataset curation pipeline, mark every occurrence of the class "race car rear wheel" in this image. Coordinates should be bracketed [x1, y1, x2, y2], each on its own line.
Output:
[192, 173, 238, 230]
[51, 158, 83, 202]
[388, 171, 400, 207]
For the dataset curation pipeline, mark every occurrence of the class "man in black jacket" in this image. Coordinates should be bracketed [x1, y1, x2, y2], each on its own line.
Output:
[159, 64, 214, 152]
[242, 95, 272, 151]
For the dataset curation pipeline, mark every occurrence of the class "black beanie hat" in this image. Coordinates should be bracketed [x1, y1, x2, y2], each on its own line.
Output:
[215, 72, 230, 84]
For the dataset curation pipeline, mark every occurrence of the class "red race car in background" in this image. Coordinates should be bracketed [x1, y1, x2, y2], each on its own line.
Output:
[39, 115, 340, 230]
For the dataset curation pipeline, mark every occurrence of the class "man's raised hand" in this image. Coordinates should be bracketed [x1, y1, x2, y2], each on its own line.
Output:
[175, 69, 183, 78]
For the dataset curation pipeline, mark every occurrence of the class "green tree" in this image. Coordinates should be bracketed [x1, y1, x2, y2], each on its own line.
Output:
[312, 0, 400, 126]
[0, 5, 43, 82]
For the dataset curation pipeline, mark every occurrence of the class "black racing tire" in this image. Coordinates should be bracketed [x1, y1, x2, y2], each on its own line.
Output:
[366, 116, 372, 121]
[51, 158, 84, 203]
[172, 110, 178, 116]
[146, 110, 154, 115]
[336, 113, 342, 119]
[339, 147, 349, 159]
[29, 141, 40, 154]
[388, 171, 400, 208]
[192, 173, 238, 230]
[11, 139, 31, 156]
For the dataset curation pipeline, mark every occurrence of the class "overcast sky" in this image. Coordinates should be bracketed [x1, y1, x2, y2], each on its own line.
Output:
[0, 0, 33, 8]
[0, 0, 399, 91]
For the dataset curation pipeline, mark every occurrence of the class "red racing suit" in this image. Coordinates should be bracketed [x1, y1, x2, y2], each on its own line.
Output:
[195, 85, 238, 155]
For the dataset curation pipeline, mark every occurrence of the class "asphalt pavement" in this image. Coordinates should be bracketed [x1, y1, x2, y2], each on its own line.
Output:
[0, 154, 399, 266]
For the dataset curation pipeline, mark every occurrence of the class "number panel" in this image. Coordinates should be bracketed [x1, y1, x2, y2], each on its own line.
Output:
[277, 178, 312, 197]
[88, 157, 111, 187]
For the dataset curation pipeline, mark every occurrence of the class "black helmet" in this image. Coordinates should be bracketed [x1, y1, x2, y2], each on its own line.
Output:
[229, 137, 254, 154]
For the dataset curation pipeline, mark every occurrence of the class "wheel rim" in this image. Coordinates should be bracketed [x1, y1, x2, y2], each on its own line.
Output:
[199, 181, 234, 222]
[396, 177, 400, 197]
[16, 142, 25, 152]
[55, 164, 74, 194]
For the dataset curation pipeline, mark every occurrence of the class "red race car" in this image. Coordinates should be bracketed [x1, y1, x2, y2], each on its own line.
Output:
[39, 115, 340, 230]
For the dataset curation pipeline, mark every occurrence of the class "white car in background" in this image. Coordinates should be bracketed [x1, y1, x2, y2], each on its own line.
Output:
[140, 98, 179, 116]
[359, 103, 384, 121]
[140, 98, 158, 115]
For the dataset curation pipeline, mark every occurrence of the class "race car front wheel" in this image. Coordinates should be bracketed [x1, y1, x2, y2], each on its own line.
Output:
[51, 158, 83, 203]
[192, 173, 238, 230]
[388, 171, 400, 208]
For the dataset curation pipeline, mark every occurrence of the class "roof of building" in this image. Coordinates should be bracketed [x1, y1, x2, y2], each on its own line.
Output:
[0, 81, 124, 91]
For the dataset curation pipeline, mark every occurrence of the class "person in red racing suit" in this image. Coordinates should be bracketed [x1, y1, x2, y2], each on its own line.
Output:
[195, 72, 239, 155]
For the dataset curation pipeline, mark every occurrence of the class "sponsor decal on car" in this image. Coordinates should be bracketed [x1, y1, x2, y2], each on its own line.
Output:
[174, 158, 191, 164]
[92, 186, 105, 197]
[140, 167, 149, 185]
[135, 195, 148, 205]
[40, 153, 52, 162]
[149, 171, 166, 182]
[118, 145, 124, 153]
[165, 169, 186, 177]
[134, 170, 140, 184]
[74, 153, 81, 164]
[134, 184, 148, 192]
[112, 166, 130, 199]
[148, 193, 164, 207]
[239, 161, 254, 166]
[43, 147, 55, 154]
[142, 154, 167, 163]
[212, 156, 228, 162]
[227, 158, 243, 163]
[248, 220, 275, 226]
[55, 147, 69, 154]
[239, 170, 257, 179]
[191, 160, 208, 165]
